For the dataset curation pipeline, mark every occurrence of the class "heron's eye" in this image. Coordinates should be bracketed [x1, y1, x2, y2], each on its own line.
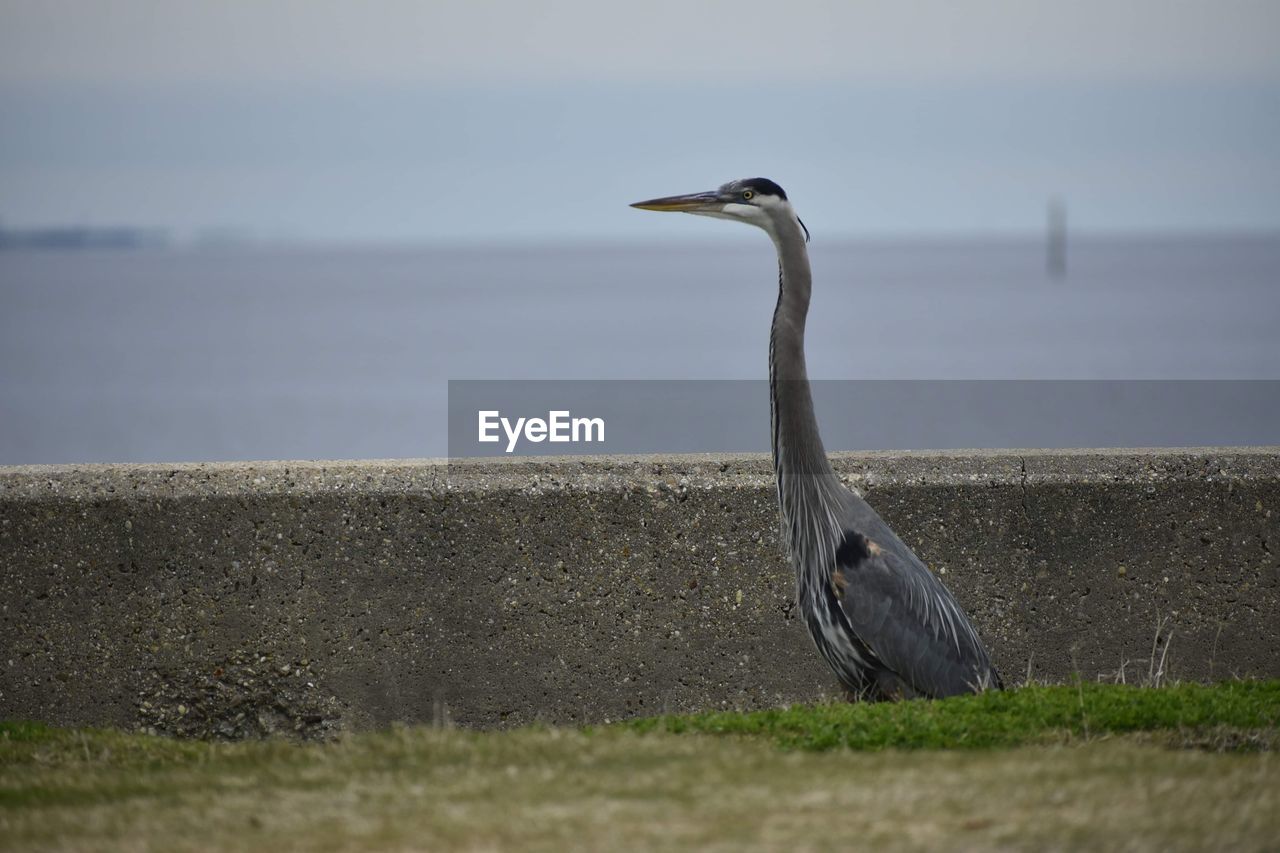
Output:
[742, 190, 755, 200]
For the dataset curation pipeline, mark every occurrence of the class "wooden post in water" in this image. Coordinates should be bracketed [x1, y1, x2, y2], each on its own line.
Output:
[1047, 196, 1067, 277]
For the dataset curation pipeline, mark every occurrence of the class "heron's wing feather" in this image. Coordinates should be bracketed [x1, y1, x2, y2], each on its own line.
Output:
[833, 526, 1000, 697]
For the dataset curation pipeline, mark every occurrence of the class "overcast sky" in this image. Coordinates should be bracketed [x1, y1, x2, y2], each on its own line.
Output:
[2, 0, 1278, 242]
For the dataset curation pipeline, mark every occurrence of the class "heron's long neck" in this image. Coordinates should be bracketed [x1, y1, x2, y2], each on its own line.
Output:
[768, 221, 841, 532]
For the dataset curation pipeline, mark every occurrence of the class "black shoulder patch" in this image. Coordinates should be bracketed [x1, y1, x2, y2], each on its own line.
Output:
[834, 530, 871, 566]
[742, 177, 788, 200]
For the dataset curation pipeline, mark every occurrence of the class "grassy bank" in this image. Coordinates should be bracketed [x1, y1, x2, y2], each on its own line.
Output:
[619, 680, 1280, 750]
[2, 682, 1278, 852]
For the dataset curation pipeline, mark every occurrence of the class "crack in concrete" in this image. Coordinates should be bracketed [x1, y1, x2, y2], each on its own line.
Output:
[1018, 456, 1031, 522]
[1017, 455, 1038, 560]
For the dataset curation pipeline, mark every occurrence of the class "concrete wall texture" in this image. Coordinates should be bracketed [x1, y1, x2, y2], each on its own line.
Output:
[1, 448, 1277, 739]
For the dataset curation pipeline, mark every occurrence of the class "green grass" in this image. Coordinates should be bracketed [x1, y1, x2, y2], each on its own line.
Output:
[2, 682, 1279, 852]
[617, 680, 1280, 750]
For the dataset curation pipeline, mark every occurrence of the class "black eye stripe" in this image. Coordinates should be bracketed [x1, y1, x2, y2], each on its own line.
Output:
[738, 178, 788, 200]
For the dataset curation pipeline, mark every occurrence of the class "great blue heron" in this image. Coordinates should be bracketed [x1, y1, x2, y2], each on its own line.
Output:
[632, 178, 1002, 699]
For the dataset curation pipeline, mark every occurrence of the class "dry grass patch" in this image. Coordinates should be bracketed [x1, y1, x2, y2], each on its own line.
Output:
[2, 682, 1278, 852]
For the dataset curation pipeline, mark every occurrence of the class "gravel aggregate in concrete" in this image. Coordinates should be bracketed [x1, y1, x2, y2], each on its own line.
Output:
[2, 448, 1277, 737]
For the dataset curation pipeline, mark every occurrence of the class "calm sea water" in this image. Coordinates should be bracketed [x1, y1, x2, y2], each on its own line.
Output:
[1, 236, 1277, 464]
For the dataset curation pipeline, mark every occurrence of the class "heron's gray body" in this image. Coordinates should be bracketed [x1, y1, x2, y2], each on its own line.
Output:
[633, 178, 1001, 699]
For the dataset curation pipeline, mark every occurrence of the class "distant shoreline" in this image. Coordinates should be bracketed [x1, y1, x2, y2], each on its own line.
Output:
[0, 226, 168, 251]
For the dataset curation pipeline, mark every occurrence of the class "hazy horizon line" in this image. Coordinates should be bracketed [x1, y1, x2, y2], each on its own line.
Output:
[4, 224, 1279, 254]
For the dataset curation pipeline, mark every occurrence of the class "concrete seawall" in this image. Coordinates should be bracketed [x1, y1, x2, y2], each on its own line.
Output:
[2, 448, 1277, 739]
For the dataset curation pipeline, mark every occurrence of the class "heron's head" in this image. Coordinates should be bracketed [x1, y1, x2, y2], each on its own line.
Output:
[631, 177, 809, 242]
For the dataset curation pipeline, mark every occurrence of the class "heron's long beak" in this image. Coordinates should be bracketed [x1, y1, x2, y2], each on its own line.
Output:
[630, 190, 723, 213]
